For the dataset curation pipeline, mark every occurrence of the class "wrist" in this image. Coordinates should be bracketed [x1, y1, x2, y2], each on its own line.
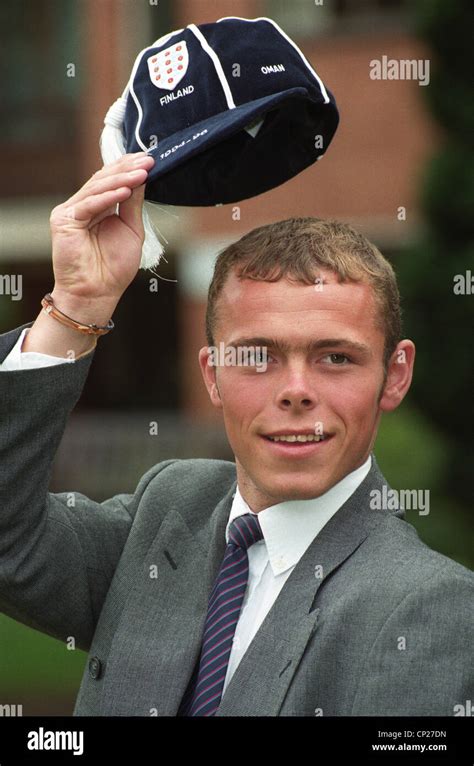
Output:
[20, 288, 118, 358]
[50, 288, 119, 327]
[22, 310, 99, 358]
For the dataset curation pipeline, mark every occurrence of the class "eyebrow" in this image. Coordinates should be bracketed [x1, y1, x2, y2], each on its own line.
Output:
[226, 337, 371, 356]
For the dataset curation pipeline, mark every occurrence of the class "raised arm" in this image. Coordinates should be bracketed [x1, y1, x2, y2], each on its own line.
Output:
[0, 151, 158, 651]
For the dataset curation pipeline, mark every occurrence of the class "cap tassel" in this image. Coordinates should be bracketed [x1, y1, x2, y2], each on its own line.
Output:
[100, 93, 164, 271]
[100, 95, 128, 162]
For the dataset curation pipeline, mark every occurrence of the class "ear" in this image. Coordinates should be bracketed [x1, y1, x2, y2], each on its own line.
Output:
[379, 340, 416, 412]
[198, 345, 223, 409]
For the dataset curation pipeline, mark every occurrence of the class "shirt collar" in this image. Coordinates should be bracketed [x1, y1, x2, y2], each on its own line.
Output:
[225, 455, 372, 576]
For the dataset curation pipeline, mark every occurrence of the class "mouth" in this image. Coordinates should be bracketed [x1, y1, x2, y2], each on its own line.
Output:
[264, 433, 326, 443]
[260, 430, 332, 457]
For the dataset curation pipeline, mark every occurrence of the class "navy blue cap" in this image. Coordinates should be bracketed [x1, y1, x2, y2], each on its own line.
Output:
[123, 16, 339, 206]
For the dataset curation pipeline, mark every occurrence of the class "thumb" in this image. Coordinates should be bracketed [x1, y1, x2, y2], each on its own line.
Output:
[119, 182, 146, 241]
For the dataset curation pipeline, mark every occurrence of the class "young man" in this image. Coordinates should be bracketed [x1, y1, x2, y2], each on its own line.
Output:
[0, 153, 472, 716]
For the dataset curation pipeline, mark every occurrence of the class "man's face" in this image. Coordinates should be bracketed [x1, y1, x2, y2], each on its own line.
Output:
[199, 269, 414, 511]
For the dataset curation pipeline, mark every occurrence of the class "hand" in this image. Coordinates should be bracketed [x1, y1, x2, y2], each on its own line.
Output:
[21, 152, 155, 359]
[49, 151, 155, 305]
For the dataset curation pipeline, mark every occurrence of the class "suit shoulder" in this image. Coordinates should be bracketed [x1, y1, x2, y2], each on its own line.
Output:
[369, 512, 474, 589]
[149, 457, 236, 483]
[136, 457, 237, 507]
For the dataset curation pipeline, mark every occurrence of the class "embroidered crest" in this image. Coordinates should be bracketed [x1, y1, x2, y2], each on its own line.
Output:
[147, 41, 189, 91]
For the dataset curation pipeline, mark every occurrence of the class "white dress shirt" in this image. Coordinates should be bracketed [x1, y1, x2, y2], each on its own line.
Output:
[0, 326, 372, 696]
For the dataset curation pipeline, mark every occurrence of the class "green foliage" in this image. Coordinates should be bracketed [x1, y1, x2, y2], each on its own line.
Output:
[0, 614, 86, 695]
[414, 0, 474, 140]
[376, 404, 473, 569]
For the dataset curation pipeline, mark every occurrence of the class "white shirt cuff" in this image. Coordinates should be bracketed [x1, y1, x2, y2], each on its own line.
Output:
[0, 328, 70, 370]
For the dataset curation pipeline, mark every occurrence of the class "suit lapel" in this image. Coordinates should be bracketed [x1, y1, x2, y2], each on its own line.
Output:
[102, 480, 237, 715]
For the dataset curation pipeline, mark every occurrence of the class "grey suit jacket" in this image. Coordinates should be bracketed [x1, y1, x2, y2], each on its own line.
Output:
[0, 322, 472, 717]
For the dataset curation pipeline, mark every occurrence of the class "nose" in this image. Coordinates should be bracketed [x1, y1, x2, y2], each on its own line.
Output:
[277, 365, 318, 411]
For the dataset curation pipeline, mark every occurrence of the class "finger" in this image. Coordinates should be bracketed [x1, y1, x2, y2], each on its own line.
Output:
[89, 204, 118, 228]
[60, 153, 153, 208]
[66, 167, 151, 207]
[63, 187, 133, 225]
[89, 152, 154, 184]
[118, 182, 146, 240]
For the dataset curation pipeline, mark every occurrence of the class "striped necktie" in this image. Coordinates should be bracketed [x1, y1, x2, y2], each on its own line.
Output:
[178, 512, 264, 716]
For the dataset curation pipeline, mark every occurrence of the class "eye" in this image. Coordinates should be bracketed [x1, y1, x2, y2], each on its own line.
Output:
[323, 353, 351, 365]
[248, 350, 273, 366]
[235, 347, 271, 368]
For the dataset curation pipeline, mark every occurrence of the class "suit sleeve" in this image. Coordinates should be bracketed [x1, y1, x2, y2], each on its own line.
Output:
[0, 323, 175, 651]
[351, 562, 474, 715]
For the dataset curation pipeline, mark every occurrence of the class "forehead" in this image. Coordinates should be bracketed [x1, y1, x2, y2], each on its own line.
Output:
[215, 270, 382, 345]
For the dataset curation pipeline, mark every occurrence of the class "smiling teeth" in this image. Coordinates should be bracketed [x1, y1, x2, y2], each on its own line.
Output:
[268, 434, 324, 442]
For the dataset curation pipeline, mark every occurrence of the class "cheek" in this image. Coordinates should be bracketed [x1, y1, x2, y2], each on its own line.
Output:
[325, 377, 381, 428]
[343, 384, 378, 428]
[219, 372, 270, 429]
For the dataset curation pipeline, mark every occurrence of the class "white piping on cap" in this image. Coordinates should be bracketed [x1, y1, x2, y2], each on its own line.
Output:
[187, 23, 236, 109]
[216, 16, 330, 104]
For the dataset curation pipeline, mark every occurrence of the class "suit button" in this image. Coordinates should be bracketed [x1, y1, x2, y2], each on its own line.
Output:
[88, 656, 102, 679]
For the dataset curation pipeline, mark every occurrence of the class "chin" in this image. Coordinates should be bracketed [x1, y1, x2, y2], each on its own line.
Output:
[257, 475, 331, 503]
